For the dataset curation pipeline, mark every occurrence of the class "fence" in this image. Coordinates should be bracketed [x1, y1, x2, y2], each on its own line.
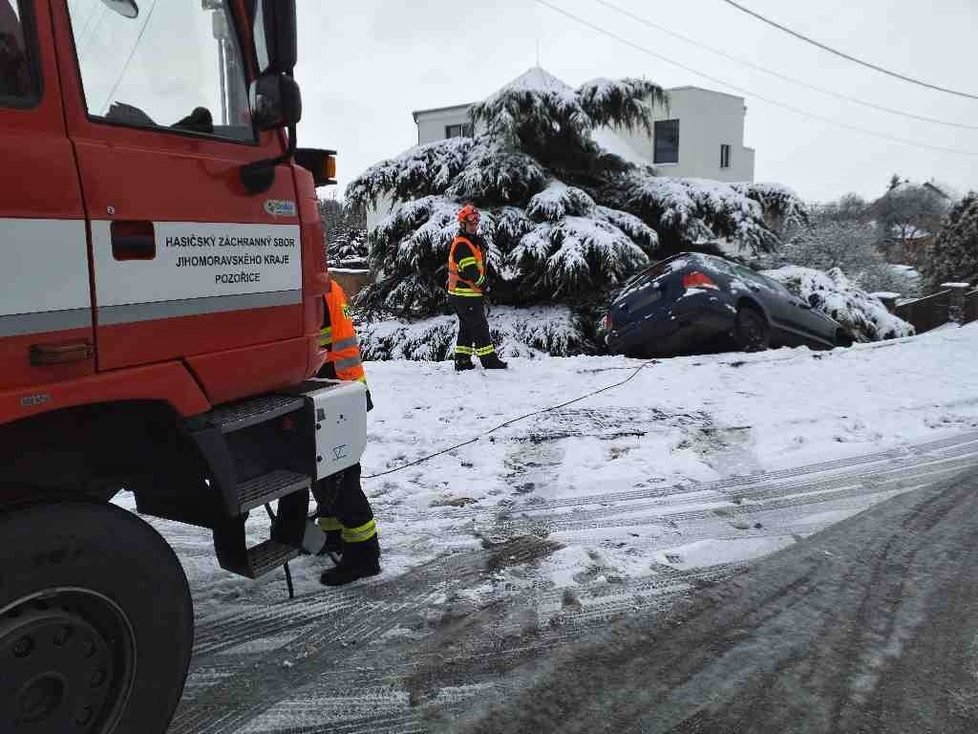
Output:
[895, 289, 951, 333]
[967, 289, 978, 324]
[330, 268, 372, 300]
[894, 285, 978, 333]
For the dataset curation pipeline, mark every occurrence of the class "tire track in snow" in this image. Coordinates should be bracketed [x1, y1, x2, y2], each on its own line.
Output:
[485, 448, 978, 537]
[169, 431, 978, 733]
[394, 431, 978, 524]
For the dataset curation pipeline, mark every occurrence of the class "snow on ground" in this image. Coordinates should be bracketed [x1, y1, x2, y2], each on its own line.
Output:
[357, 324, 978, 587]
[122, 324, 978, 625]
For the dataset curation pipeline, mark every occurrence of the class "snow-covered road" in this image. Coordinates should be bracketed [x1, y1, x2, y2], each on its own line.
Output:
[153, 323, 978, 732]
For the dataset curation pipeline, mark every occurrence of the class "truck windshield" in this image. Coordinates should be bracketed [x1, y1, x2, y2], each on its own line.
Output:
[67, 0, 253, 141]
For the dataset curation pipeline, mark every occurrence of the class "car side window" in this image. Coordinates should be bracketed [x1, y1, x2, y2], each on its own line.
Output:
[66, 0, 254, 141]
[0, 0, 38, 105]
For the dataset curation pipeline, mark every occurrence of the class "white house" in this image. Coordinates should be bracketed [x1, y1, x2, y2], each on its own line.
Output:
[413, 103, 477, 146]
[367, 69, 756, 231]
[412, 73, 755, 183]
[608, 86, 755, 183]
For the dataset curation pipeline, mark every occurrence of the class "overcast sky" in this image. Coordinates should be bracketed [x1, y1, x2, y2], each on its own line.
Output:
[293, 0, 977, 204]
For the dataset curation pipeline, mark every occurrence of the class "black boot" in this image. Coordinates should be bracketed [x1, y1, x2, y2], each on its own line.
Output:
[480, 353, 508, 370]
[320, 535, 381, 586]
[316, 530, 342, 557]
[455, 357, 476, 372]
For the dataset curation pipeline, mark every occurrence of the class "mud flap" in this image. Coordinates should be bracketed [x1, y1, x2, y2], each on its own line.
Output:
[301, 517, 327, 555]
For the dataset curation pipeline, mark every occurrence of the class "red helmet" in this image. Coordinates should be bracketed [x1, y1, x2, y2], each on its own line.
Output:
[457, 204, 480, 224]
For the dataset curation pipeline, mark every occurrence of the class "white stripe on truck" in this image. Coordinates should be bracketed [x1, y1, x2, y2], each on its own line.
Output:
[0, 218, 305, 336]
[91, 220, 303, 309]
[0, 218, 92, 322]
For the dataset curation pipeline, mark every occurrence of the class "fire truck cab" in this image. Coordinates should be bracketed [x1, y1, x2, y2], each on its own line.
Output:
[0, 1, 364, 731]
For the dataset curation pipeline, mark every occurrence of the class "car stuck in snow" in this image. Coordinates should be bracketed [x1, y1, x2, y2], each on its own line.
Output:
[603, 253, 855, 357]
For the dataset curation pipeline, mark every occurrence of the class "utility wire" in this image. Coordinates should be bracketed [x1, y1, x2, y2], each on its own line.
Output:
[534, 0, 978, 157]
[100, 0, 160, 114]
[591, 0, 978, 132]
[719, 0, 978, 102]
[363, 359, 659, 479]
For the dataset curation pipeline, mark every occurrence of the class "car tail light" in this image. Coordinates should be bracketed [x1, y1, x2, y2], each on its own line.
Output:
[682, 271, 720, 291]
[603, 313, 613, 331]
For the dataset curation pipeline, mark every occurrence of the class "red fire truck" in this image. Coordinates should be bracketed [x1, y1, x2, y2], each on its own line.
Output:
[0, 1, 365, 730]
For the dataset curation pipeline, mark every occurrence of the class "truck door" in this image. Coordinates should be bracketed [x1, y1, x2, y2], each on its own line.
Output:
[53, 0, 306, 403]
[0, 0, 94, 392]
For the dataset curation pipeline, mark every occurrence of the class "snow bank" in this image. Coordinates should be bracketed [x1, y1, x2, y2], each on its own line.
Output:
[763, 265, 915, 341]
[358, 305, 592, 361]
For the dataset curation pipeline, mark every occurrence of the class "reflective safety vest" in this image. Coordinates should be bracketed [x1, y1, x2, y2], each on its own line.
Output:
[320, 281, 367, 384]
[447, 236, 485, 297]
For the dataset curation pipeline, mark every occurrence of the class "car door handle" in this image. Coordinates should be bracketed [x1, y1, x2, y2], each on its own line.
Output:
[111, 220, 156, 261]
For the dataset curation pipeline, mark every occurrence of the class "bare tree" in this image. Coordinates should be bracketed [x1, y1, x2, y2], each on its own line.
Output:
[871, 179, 951, 266]
[767, 197, 915, 296]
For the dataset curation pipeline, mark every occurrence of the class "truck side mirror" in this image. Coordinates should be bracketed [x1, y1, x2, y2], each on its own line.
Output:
[253, 0, 298, 74]
[249, 73, 302, 131]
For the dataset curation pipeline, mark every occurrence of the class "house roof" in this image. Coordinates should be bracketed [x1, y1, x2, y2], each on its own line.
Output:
[412, 77, 747, 126]
[411, 102, 477, 123]
[665, 86, 746, 103]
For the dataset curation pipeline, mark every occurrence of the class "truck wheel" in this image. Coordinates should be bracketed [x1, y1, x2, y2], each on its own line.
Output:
[0, 502, 192, 734]
[735, 306, 770, 352]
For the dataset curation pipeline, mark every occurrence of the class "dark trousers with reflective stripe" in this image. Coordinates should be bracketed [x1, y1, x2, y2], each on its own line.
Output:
[311, 463, 375, 542]
[452, 295, 493, 359]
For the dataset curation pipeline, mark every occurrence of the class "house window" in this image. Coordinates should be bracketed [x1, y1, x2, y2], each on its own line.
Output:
[654, 119, 679, 164]
[445, 123, 473, 139]
[720, 144, 731, 169]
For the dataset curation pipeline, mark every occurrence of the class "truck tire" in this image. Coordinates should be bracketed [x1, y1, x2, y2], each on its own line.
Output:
[0, 502, 192, 734]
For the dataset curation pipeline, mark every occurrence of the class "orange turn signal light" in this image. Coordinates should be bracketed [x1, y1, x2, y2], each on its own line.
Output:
[294, 148, 337, 188]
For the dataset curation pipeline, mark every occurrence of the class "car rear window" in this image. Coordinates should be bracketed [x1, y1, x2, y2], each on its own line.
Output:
[624, 256, 693, 286]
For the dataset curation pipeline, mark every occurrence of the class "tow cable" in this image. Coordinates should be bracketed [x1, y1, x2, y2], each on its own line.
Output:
[363, 358, 659, 480]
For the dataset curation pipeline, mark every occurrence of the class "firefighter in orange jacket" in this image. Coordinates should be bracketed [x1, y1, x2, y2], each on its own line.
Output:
[314, 279, 380, 586]
[449, 204, 507, 371]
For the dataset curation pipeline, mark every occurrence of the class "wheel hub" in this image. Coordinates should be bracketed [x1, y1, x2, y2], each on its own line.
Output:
[1, 591, 135, 733]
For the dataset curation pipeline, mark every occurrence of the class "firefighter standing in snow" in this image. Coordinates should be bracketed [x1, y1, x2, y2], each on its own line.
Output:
[449, 205, 508, 371]
[314, 279, 381, 586]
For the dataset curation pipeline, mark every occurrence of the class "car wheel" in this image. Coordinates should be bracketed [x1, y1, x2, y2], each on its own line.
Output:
[0, 502, 193, 734]
[835, 329, 854, 348]
[735, 307, 770, 352]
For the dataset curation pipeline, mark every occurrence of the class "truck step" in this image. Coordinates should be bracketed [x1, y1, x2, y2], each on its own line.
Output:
[237, 470, 311, 515]
[207, 394, 306, 434]
[244, 539, 300, 579]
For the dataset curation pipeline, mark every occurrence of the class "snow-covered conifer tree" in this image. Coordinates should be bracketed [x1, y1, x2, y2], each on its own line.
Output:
[348, 67, 804, 331]
[921, 193, 978, 291]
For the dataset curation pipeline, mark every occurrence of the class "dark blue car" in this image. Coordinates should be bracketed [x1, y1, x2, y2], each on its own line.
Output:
[603, 253, 854, 357]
